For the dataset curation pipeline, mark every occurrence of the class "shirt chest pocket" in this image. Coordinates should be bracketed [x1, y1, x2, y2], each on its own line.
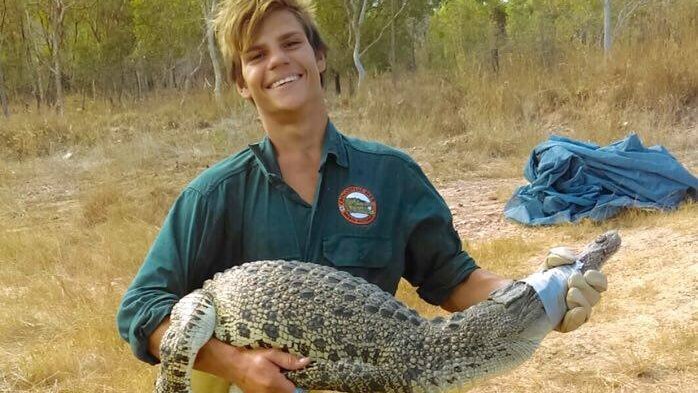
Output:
[322, 235, 393, 271]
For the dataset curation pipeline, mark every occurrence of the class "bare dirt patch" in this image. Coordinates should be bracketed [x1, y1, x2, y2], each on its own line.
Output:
[439, 178, 525, 241]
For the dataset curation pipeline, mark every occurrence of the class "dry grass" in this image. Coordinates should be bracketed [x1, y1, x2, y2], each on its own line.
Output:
[6, 139, 693, 392]
[1, 21, 697, 392]
[326, 14, 696, 181]
[0, 90, 246, 160]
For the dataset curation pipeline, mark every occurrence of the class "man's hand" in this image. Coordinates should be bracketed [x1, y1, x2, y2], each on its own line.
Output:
[197, 339, 310, 393]
[150, 319, 309, 393]
[545, 247, 608, 333]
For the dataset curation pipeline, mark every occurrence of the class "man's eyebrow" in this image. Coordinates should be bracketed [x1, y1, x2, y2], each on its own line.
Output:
[245, 44, 264, 54]
[278, 31, 304, 41]
[246, 31, 304, 53]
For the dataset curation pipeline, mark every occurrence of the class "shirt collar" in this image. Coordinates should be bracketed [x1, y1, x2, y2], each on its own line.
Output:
[321, 120, 349, 169]
[249, 119, 348, 181]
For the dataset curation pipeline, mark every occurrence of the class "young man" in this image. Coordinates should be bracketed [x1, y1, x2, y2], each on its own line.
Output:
[117, 1, 607, 392]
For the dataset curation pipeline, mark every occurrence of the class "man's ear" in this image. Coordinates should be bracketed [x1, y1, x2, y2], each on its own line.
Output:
[236, 78, 251, 100]
[316, 50, 326, 74]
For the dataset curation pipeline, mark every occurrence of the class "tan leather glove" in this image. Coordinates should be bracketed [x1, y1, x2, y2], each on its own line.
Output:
[545, 247, 608, 333]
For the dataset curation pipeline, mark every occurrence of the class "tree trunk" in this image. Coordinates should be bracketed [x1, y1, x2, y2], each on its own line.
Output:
[538, 9, 557, 68]
[170, 65, 176, 89]
[604, 0, 613, 57]
[50, 0, 66, 116]
[334, 71, 341, 95]
[614, 0, 648, 45]
[0, 57, 10, 118]
[23, 8, 46, 110]
[406, 18, 416, 72]
[490, 4, 507, 74]
[119, 67, 125, 105]
[346, 0, 368, 88]
[353, 1, 368, 86]
[390, 0, 397, 85]
[204, 0, 224, 103]
[136, 70, 143, 99]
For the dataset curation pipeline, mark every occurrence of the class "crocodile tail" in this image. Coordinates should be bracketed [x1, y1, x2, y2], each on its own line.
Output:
[156, 290, 216, 393]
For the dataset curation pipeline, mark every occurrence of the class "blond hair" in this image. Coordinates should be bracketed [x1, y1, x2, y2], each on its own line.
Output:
[214, 0, 327, 85]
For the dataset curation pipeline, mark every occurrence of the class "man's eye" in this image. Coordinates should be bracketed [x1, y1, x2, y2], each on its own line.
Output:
[247, 53, 263, 61]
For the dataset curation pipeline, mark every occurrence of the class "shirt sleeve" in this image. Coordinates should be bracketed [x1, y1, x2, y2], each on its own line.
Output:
[116, 186, 226, 364]
[401, 163, 479, 306]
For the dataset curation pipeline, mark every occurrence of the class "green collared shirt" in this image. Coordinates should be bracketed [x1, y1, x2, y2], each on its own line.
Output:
[117, 120, 478, 363]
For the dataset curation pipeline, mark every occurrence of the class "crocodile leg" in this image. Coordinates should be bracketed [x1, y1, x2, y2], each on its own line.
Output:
[156, 289, 216, 393]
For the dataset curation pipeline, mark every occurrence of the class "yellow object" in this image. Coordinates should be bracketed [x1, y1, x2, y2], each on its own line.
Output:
[191, 370, 230, 393]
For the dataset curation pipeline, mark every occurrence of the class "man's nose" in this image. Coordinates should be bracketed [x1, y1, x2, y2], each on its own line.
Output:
[267, 46, 290, 68]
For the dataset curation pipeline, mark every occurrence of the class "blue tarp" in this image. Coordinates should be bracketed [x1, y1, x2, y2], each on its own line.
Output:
[504, 133, 698, 225]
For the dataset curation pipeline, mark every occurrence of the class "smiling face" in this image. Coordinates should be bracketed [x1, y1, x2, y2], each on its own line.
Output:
[237, 9, 326, 116]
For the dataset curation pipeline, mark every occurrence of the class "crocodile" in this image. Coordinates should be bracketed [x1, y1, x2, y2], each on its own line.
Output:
[155, 230, 621, 393]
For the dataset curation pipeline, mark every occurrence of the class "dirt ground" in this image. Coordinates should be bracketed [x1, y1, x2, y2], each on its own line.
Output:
[440, 178, 525, 241]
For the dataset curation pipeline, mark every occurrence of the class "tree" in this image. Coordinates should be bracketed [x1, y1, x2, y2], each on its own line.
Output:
[0, 1, 11, 117]
[21, 0, 89, 113]
[314, 0, 355, 93]
[483, 0, 508, 73]
[606, 0, 651, 57]
[71, 0, 135, 101]
[428, 0, 489, 68]
[604, 0, 612, 56]
[131, 0, 202, 89]
[361, 0, 440, 74]
[344, 0, 369, 85]
[614, 0, 650, 38]
[16, 2, 47, 110]
[0, 49, 9, 117]
[203, 0, 224, 102]
[45, 0, 69, 115]
[341, 0, 413, 88]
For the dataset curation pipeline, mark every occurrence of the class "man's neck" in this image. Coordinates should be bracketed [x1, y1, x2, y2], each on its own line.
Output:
[258, 105, 329, 204]
[260, 104, 329, 159]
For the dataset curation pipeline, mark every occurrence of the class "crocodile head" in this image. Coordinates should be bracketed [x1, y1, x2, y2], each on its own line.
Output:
[578, 230, 621, 273]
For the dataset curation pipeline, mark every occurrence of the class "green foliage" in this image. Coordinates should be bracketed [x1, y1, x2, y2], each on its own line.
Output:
[0, 0, 695, 110]
[315, 0, 441, 76]
[505, 0, 602, 61]
[314, 0, 354, 74]
[130, 0, 203, 65]
[428, 0, 490, 68]
[72, 1, 136, 90]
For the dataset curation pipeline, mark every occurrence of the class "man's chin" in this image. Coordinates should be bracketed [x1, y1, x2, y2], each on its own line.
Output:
[265, 96, 311, 113]
[257, 91, 323, 116]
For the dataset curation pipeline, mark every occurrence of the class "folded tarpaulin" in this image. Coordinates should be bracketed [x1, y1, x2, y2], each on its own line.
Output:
[504, 133, 698, 225]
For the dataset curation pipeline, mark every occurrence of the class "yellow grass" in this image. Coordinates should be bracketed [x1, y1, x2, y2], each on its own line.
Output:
[1, 25, 697, 392]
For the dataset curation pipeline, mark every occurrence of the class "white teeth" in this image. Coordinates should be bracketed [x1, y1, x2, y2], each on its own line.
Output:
[270, 75, 300, 89]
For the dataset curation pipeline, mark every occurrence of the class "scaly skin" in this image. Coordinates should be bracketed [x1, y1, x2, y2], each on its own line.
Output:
[155, 231, 621, 393]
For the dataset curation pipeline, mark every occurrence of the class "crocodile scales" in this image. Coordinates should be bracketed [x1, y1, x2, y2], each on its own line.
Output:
[156, 231, 621, 393]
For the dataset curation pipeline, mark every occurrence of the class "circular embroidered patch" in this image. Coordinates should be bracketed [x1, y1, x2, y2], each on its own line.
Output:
[338, 186, 377, 225]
